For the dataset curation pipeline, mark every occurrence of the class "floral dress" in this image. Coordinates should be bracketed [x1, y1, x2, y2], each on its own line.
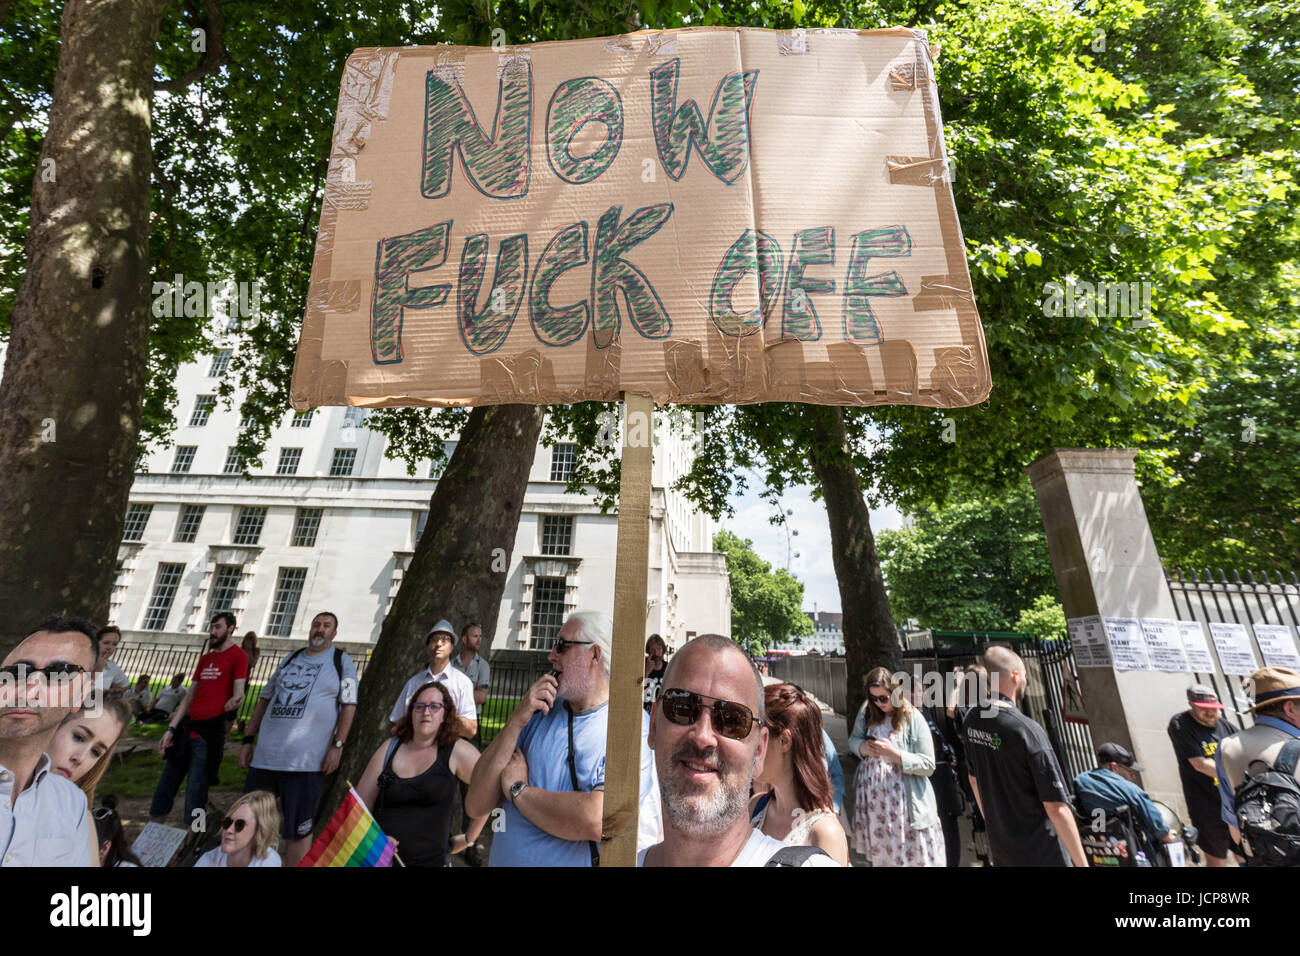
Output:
[851, 721, 946, 866]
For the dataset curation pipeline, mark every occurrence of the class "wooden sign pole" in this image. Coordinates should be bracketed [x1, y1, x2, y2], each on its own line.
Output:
[601, 392, 653, 866]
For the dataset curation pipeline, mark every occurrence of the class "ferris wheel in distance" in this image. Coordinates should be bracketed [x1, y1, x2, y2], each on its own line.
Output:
[771, 501, 800, 573]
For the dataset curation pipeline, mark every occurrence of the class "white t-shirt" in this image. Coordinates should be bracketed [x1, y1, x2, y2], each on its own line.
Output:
[195, 847, 282, 867]
[388, 665, 477, 725]
[637, 827, 840, 867]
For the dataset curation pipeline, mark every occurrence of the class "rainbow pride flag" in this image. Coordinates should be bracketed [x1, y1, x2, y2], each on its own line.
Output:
[298, 787, 397, 867]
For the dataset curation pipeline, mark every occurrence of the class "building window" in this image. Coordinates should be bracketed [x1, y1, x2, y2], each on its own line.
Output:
[329, 448, 356, 477]
[122, 503, 153, 542]
[209, 350, 233, 378]
[291, 508, 323, 547]
[174, 504, 205, 543]
[171, 446, 196, 473]
[550, 443, 576, 482]
[428, 441, 456, 479]
[207, 564, 243, 624]
[232, 506, 267, 546]
[415, 510, 429, 545]
[141, 563, 185, 631]
[276, 447, 302, 476]
[529, 576, 567, 650]
[540, 515, 574, 556]
[291, 410, 314, 428]
[266, 567, 308, 637]
[223, 447, 243, 475]
[343, 407, 364, 427]
[190, 395, 216, 427]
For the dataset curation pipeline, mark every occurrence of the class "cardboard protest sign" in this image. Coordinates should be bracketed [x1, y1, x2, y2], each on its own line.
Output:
[291, 26, 990, 409]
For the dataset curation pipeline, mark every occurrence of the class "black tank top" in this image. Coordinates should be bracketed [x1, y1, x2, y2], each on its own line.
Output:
[374, 741, 457, 867]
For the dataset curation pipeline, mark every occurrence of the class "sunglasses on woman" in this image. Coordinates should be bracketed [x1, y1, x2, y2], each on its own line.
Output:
[659, 688, 759, 740]
[221, 816, 249, 834]
[868, 692, 893, 705]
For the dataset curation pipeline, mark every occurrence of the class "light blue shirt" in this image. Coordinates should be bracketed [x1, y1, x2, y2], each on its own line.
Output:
[491, 700, 654, 867]
[1073, 767, 1169, 847]
[0, 754, 93, 867]
[1216, 715, 1300, 827]
[821, 729, 844, 814]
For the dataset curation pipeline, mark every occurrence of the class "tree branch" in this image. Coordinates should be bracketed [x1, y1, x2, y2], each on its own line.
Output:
[155, 0, 230, 93]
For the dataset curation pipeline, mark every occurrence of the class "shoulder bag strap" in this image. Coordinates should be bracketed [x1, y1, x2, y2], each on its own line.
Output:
[376, 737, 401, 814]
[566, 703, 600, 868]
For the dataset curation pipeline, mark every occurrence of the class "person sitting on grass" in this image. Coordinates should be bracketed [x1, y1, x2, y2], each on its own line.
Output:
[195, 790, 283, 867]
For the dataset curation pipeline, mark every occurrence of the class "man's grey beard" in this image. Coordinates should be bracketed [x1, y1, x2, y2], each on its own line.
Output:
[659, 745, 756, 836]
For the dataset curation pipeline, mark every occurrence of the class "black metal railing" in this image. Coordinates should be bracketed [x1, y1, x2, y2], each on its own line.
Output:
[1165, 568, 1300, 728]
[768, 656, 848, 714]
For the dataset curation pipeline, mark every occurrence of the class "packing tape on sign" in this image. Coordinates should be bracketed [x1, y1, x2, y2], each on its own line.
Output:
[777, 29, 808, 55]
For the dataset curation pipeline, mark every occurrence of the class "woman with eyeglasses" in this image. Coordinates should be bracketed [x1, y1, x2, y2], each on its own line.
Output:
[847, 667, 946, 866]
[48, 692, 133, 805]
[751, 683, 850, 866]
[356, 681, 487, 867]
[196, 790, 282, 867]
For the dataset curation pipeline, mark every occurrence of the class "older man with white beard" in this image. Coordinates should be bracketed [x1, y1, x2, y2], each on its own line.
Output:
[640, 634, 839, 867]
[465, 611, 660, 866]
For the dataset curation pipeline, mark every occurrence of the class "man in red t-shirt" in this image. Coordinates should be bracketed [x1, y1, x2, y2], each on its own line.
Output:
[149, 612, 248, 831]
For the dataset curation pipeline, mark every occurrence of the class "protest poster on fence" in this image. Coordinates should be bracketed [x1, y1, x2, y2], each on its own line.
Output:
[291, 27, 990, 410]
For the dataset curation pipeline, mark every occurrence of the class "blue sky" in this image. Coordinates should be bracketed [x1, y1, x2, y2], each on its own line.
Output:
[718, 474, 905, 616]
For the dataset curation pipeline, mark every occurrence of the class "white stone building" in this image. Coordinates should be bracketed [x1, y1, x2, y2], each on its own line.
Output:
[772, 610, 845, 655]
[107, 347, 730, 652]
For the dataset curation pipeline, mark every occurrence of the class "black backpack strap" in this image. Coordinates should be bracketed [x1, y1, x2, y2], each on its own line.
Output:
[566, 703, 600, 868]
[765, 845, 832, 867]
[333, 647, 344, 683]
[1274, 739, 1300, 777]
[375, 737, 401, 813]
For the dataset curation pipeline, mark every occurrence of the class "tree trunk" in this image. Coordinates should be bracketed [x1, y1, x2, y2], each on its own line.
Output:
[321, 402, 546, 819]
[0, 0, 171, 656]
[806, 406, 900, 723]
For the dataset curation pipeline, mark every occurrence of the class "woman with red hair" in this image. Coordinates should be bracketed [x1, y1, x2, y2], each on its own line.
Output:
[750, 683, 850, 866]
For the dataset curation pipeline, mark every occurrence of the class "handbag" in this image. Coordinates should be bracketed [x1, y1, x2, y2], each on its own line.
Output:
[566, 703, 600, 867]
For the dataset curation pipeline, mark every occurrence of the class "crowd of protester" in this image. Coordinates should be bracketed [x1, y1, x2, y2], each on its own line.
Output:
[2, 610, 1298, 868]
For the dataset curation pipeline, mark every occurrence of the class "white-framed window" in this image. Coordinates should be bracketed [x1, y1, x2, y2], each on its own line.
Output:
[174, 504, 205, 543]
[207, 565, 243, 624]
[428, 441, 457, 479]
[208, 350, 233, 377]
[540, 515, 574, 556]
[232, 506, 267, 546]
[276, 447, 302, 476]
[291, 508, 323, 547]
[329, 447, 357, 477]
[172, 446, 196, 473]
[550, 443, 576, 482]
[266, 567, 308, 637]
[529, 576, 567, 650]
[142, 563, 185, 631]
[190, 395, 216, 427]
[122, 503, 153, 542]
[291, 410, 314, 428]
[223, 447, 243, 475]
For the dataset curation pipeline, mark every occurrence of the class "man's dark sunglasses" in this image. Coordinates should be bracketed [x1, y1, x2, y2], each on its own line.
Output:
[553, 638, 594, 654]
[658, 688, 759, 740]
[0, 661, 87, 682]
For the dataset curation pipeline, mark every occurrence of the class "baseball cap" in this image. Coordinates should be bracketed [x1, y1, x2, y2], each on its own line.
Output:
[425, 619, 456, 643]
[1187, 683, 1224, 709]
[1097, 742, 1143, 772]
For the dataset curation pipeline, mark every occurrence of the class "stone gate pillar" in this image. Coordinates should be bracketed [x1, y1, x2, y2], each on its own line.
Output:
[1026, 449, 1192, 822]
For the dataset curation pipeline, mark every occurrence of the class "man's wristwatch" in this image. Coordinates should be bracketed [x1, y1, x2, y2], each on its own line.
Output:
[508, 780, 528, 803]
